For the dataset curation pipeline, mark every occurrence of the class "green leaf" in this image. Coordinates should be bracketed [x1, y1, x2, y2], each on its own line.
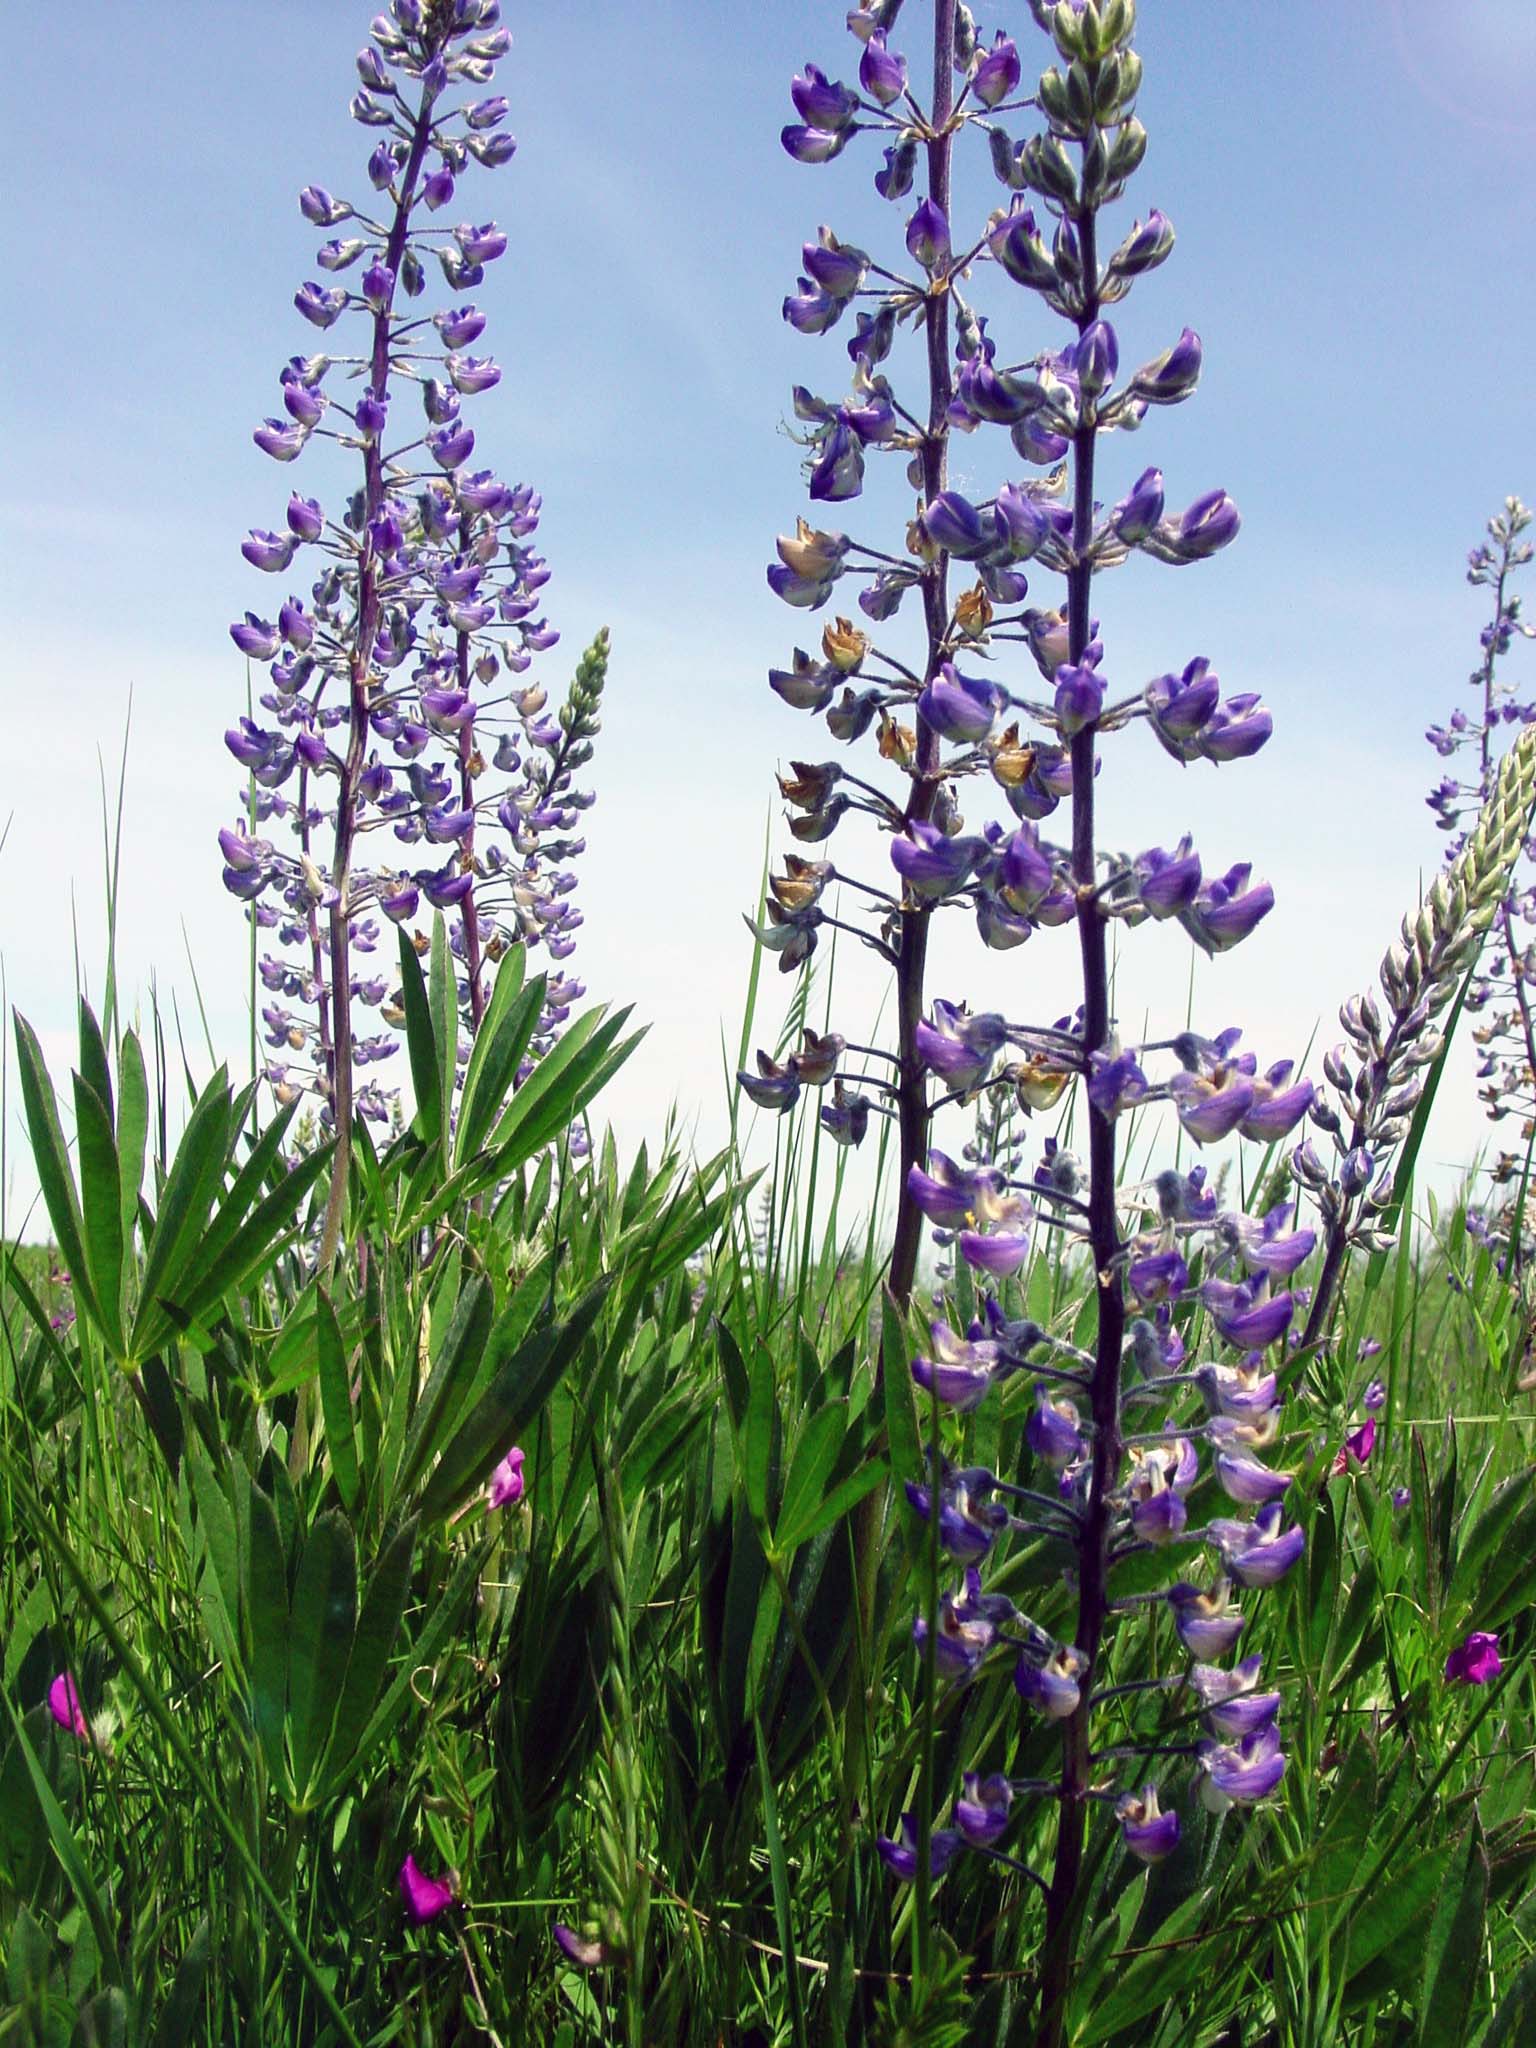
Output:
[743, 1335, 777, 1528]
[454, 949, 543, 1167]
[286, 1512, 357, 1804]
[161, 1128, 330, 1338]
[418, 1277, 612, 1519]
[1072, 1887, 1214, 2043]
[12, 1015, 99, 1332]
[72, 1075, 124, 1352]
[135, 1072, 234, 1345]
[150, 1917, 210, 2048]
[774, 1402, 847, 1554]
[881, 1292, 920, 1482]
[115, 1032, 148, 1274]
[1344, 1837, 1457, 1992]
[76, 999, 113, 1123]
[244, 1476, 290, 1785]
[315, 1289, 360, 1515]
[397, 928, 441, 1147]
[1477, 1952, 1536, 2047]
[485, 1006, 641, 1167]
[754, 1715, 809, 2048]
[1418, 1828, 1488, 2048]
[319, 1518, 418, 1798]
[395, 1276, 495, 1501]
[345, 1542, 486, 1770]
[428, 913, 456, 1168]
[777, 1458, 888, 1554]
[0, 1692, 120, 1987]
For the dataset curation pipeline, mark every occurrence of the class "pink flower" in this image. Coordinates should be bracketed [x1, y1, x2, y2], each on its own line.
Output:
[1329, 1415, 1375, 1478]
[398, 1854, 455, 1924]
[1445, 1631, 1503, 1686]
[48, 1673, 89, 1740]
[487, 1444, 525, 1508]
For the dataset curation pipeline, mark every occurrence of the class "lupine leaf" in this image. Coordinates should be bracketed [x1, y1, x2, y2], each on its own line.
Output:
[244, 1476, 290, 1786]
[134, 1074, 234, 1349]
[428, 912, 456, 1169]
[418, 1277, 612, 1519]
[0, 1692, 121, 1987]
[12, 1015, 100, 1332]
[286, 1512, 357, 1804]
[397, 928, 441, 1147]
[315, 1288, 360, 1515]
[1418, 1826, 1488, 2047]
[319, 1517, 418, 1798]
[774, 1402, 846, 1553]
[395, 1275, 495, 1501]
[453, 950, 543, 1167]
[150, 1917, 211, 2048]
[115, 1030, 149, 1274]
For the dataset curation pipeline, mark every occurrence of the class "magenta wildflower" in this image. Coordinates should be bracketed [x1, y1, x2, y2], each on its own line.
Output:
[1444, 1631, 1503, 1686]
[48, 1672, 89, 1739]
[488, 1444, 526, 1507]
[399, 1854, 455, 1924]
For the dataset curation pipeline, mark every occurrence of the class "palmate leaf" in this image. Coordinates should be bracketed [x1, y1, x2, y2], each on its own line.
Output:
[12, 1014, 102, 1334]
[417, 1275, 613, 1519]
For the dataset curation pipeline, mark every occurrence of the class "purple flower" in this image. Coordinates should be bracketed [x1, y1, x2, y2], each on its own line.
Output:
[1054, 661, 1105, 735]
[1210, 1422, 1292, 1505]
[905, 1151, 995, 1229]
[791, 61, 859, 133]
[488, 1445, 525, 1507]
[956, 1771, 1014, 1847]
[905, 197, 951, 271]
[971, 33, 1022, 108]
[48, 1672, 89, 1740]
[858, 31, 907, 106]
[1199, 1723, 1286, 1809]
[454, 221, 507, 265]
[435, 304, 487, 348]
[399, 1854, 455, 1925]
[1445, 1631, 1503, 1685]
[286, 493, 324, 541]
[891, 823, 983, 900]
[1130, 327, 1203, 405]
[1016, 1642, 1087, 1719]
[1329, 1414, 1376, 1477]
[738, 1051, 800, 1113]
[231, 612, 281, 660]
[918, 664, 1005, 743]
[1114, 466, 1166, 544]
[914, 1568, 1018, 1683]
[877, 1814, 962, 1882]
[1073, 320, 1118, 401]
[920, 491, 987, 558]
[904, 1466, 1010, 1561]
[1175, 488, 1241, 559]
[1204, 1279, 1294, 1350]
[1170, 1069, 1255, 1146]
[1207, 1502, 1305, 1588]
[553, 1923, 612, 1969]
[1146, 657, 1222, 758]
[1182, 865, 1274, 954]
[1087, 1047, 1149, 1120]
[1117, 1786, 1180, 1864]
[914, 1001, 1007, 1092]
[1026, 1385, 1085, 1470]
[1169, 1577, 1246, 1659]
[911, 1321, 1001, 1413]
[294, 281, 348, 329]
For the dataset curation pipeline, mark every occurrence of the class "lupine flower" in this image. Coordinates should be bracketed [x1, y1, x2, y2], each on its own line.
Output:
[224, 5, 606, 1160]
[1117, 1785, 1180, 1864]
[1207, 1502, 1305, 1587]
[399, 1854, 455, 1924]
[955, 1771, 1014, 1846]
[1016, 1642, 1087, 1719]
[1189, 1655, 1281, 1738]
[1199, 1723, 1286, 1809]
[1169, 1577, 1246, 1659]
[1444, 1631, 1503, 1685]
[877, 1814, 962, 1881]
[911, 1320, 1003, 1412]
[913, 1569, 1019, 1683]
[554, 1923, 614, 1969]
